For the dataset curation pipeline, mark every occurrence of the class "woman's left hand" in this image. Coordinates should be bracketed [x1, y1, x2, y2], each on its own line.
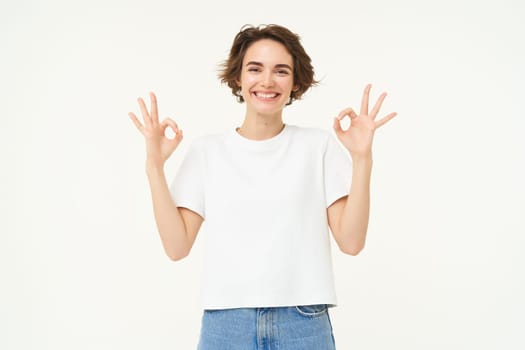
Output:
[333, 84, 397, 159]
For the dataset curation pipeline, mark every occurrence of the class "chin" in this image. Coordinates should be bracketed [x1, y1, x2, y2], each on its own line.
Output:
[247, 100, 287, 114]
[253, 105, 286, 116]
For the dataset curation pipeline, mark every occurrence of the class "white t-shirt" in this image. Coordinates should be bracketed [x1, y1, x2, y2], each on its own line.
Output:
[169, 124, 352, 310]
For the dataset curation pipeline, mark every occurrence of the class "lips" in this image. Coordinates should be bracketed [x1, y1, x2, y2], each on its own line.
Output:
[252, 91, 281, 100]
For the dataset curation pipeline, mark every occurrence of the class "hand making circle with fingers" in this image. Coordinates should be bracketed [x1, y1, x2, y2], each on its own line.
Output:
[333, 84, 397, 159]
[128, 92, 184, 168]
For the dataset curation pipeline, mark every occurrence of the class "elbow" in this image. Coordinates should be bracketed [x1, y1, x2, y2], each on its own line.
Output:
[168, 252, 188, 261]
[340, 243, 365, 256]
[166, 248, 189, 262]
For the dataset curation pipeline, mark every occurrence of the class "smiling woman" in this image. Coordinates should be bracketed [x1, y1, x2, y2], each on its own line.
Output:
[219, 24, 318, 107]
[128, 23, 396, 350]
[236, 39, 297, 121]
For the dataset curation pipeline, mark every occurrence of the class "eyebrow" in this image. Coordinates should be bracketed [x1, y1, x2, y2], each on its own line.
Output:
[246, 61, 292, 70]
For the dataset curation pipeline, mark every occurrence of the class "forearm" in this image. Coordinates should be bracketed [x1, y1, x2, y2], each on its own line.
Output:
[146, 163, 189, 260]
[339, 155, 372, 255]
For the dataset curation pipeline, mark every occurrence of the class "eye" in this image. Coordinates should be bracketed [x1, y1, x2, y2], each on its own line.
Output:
[276, 69, 290, 75]
[248, 67, 261, 72]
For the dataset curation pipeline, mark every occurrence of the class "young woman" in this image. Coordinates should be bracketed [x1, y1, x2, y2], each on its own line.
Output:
[129, 24, 396, 350]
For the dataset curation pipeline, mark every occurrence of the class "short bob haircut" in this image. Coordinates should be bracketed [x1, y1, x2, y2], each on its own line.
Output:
[219, 24, 318, 106]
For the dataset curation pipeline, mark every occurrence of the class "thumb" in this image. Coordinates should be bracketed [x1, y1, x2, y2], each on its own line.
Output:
[161, 118, 183, 147]
[161, 118, 180, 138]
[333, 116, 343, 138]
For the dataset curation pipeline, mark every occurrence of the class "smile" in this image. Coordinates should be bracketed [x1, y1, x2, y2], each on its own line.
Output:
[253, 91, 280, 100]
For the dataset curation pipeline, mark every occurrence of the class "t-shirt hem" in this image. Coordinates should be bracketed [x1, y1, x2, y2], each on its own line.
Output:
[201, 300, 338, 310]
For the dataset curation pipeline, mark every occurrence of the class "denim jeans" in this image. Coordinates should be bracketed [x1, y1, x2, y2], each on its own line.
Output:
[197, 304, 336, 349]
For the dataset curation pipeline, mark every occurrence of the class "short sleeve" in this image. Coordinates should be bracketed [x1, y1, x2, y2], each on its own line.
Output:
[169, 139, 206, 219]
[323, 133, 352, 208]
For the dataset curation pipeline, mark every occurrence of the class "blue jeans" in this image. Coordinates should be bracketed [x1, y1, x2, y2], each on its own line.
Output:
[197, 304, 336, 349]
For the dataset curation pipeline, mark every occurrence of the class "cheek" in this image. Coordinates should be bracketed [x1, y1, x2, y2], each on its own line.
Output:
[241, 75, 257, 88]
[278, 78, 294, 90]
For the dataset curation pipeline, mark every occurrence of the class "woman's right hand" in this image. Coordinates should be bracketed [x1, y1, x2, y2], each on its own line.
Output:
[128, 92, 183, 170]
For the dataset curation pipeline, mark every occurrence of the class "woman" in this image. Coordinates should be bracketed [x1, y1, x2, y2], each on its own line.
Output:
[129, 24, 396, 350]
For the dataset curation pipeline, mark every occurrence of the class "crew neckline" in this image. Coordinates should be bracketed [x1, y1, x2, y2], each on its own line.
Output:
[232, 123, 291, 147]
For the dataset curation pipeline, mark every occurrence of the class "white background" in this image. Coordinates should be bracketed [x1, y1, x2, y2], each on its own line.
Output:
[2, 0, 524, 349]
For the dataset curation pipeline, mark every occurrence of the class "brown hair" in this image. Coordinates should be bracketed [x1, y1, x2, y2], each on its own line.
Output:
[218, 24, 318, 106]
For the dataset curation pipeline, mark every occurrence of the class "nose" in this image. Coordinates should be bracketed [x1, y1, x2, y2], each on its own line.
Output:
[261, 71, 274, 88]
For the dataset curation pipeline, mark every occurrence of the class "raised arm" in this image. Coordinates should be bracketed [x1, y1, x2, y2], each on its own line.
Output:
[328, 84, 397, 255]
[129, 92, 203, 261]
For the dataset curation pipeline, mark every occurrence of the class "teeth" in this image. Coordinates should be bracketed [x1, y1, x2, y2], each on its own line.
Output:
[255, 92, 278, 98]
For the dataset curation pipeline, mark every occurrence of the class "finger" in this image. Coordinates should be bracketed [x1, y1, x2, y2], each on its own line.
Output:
[162, 118, 183, 140]
[333, 117, 343, 137]
[163, 117, 180, 132]
[150, 92, 159, 127]
[360, 84, 372, 116]
[375, 112, 397, 128]
[138, 97, 152, 128]
[128, 112, 145, 134]
[337, 108, 358, 121]
[370, 92, 387, 119]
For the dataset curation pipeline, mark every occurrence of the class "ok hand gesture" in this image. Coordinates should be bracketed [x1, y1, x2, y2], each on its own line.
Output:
[128, 92, 183, 169]
[333, 84, 397, 160]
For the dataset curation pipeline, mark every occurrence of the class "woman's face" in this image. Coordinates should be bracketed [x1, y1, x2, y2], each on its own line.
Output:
[237, 39, 297, 116]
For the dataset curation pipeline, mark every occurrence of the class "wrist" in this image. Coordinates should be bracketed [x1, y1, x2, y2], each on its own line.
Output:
[351, 153, 373, 165]
[146, 159, 165, 176]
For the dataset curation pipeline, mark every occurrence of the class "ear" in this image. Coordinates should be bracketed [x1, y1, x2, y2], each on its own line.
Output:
[292, 85, 299, 92]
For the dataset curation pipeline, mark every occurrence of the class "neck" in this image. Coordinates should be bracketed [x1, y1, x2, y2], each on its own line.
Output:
[236, 110, 285, 141]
